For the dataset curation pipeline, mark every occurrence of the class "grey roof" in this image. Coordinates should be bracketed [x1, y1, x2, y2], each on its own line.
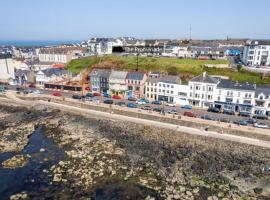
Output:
[190, 73, 219, 84]
[109, 71, 127, 80]
[159, 75, 181, 84]
[14, 69, 29, 77]
[146, 76, 160, 83]
[248, 40, 270, 46]
[42, 68, 68, 77]
[217, 79, 255, 91]
[90, 69, 111, 78]
[126, 72, 145, 80]
[255, 86, 270, 98]
[0, 53, 12, 59]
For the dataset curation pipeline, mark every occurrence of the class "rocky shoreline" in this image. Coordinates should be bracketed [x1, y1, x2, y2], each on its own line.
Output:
[0, 101, 270, 199]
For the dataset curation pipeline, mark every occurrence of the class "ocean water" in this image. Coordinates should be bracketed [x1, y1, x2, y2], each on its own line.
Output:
[0, 40, 81, 47]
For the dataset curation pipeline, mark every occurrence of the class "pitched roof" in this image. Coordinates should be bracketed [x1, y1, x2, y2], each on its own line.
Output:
[217, 79, 255, 91]
[0, 53, 12, 59]
[159, 75, 181, 84]
[42, 68, 68, 77]
[126, 71, 145, 80]
[90, 69, 111, 78]
[109, 71, 127, 80]
[255, 86, 270, 98]
[190, 72, 219, 84]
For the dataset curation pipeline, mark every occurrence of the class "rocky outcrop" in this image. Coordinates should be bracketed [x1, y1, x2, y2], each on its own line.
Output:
[2, 154, 29, 169]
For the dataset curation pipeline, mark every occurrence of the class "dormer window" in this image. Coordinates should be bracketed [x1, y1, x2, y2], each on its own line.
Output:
[259, 95, 264, 100]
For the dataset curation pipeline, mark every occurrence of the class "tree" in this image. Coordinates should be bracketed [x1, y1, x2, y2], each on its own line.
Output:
[237, 64, 242, 72]
[167, 66, 178, 75]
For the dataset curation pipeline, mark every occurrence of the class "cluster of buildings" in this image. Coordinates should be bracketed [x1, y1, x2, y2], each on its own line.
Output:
[89, 68, 270, 116]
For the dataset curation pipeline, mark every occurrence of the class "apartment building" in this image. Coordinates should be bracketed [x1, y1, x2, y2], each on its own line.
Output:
[126, 71, 147, 98]
[109, 71, 128, 97]
[89, 69, 111, 94]
[145, 72, 161, 101]
[242, 40, 270, 66]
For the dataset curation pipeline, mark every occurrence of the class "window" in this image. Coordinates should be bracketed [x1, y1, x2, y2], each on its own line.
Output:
[218, 90, 221, 95]
[154, 89, 156, 92]
[208, 86, 213, 92]
[151, 88, 153, 92]
[190, 92, 192, 97]
[147, 88, 149, 91]
[171, 91, 173, 94]
[195, 93, 200, 98]
[218, 97, 220, 101]
[195, 86, 200, 90]
[159, 89, 161, 92]
[163, 84, 165, 87]
[190, 85, 193, 90]
[167, 84, 170, 88]
[166, 90, 169, 93]
[171, 85, 174, 88]
[238, 92, 240, 97]
[207, 95, 212, 100]
[202, 94, 204, 99]
[151, 94, 153, 98]
[202, 86, 205, 91]
[159, 84, 161, 87]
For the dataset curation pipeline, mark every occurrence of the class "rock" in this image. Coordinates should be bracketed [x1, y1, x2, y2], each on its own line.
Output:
[10, 191, 28, 200]
[207, 196, 218, 200]
[254, 187, 263, 194]
[2, 155, 29, 169]
[39, 148, 45, 152]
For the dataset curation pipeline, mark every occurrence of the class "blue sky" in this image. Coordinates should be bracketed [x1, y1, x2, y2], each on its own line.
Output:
[1, 0, 270, 40]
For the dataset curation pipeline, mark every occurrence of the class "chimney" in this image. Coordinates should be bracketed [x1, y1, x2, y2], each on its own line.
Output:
[203, 72, 206, 78]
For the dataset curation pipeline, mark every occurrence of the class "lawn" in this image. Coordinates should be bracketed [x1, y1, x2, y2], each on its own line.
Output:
[66, 55, 270, 85]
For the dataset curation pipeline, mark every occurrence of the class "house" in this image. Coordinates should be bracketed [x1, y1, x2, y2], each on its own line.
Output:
[189, 72, 219, 107]
[126, 71, 147, 98]
[38, 47, 87, 64]
[242, 40, 270, 66]
[215, 79, 256, 113]
[254, 86, 270, 115]
[109, 71, 128, 97]
[157, 75, 184, 104]
[0, 53, 15, 81]
[36, 68, 68, 86]
[145, 72, 162, 101]
[13, 69, 35, 85]
[89, 69, 111, 94]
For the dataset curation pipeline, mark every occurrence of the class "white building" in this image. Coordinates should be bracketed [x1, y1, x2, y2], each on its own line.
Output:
[0, 53, 15, 81]
[215, 79, 256, 113]
[39, 47, 87, 64]
[189, 72, 219, 107]
[145, 72, 161, 101]
[157, 75, 188, 104]
[254, 87, 270, 115]
[36, 68, 68, 85]
[242, 40, 270, 66]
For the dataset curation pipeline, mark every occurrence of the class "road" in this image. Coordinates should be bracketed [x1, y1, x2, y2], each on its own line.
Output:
[2, 93, 270, 149]
[5, 85, 270, 127]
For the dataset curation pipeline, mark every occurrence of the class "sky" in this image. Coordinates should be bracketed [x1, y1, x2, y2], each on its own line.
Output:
[1, 0, 270, 41]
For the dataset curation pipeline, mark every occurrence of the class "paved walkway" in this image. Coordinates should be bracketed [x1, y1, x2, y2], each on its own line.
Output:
[2, 93, 270, 149]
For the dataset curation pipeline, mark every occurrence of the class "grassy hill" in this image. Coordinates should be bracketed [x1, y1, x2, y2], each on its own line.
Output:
[66, 55, 270, 85]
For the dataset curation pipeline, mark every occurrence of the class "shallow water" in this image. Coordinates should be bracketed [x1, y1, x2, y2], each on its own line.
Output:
[0, 127, 66, 200]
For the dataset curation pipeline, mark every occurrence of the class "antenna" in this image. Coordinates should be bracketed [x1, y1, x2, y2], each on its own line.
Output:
[189, 25, 192, 41]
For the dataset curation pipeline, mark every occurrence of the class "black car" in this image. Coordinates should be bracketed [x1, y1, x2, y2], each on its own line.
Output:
[72, 94, 82, 99]
[253, 114, 268, 120]
[223, 109, 235, 115]
[201, 115, 215, 121]
[103, 99, 114, 104]
[239, 112, 251, 117]
[128, 97, 137, 101]
[246, 118, 257, 124]
[208, 107, 220, 113]
[153, 107, 162, 112]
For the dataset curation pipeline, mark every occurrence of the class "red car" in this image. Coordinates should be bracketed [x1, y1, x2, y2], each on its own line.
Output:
[93, 92, 101, 96]
[183, 111, 196, 118]
[52, 92, 62, 97]
[112, 95, 121, 99]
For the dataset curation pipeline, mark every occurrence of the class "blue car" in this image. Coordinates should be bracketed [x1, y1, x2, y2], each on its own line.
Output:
[139, 98, 149, 103]
[152, 100, 161, 105]
[86, 93, 94, 98]
[103, 93, 111, 98]
[234, 120, 248, 126]
[127, 103, 137, 108]
[181, 105, 192, 110]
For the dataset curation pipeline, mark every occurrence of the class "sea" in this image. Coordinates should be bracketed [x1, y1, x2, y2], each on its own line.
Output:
[0, 40, 82, 47]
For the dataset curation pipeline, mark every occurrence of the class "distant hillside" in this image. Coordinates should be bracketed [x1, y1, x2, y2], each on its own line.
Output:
[66, 55, 270, 84]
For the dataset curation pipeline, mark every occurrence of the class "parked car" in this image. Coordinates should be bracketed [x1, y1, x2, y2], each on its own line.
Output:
[153, 107, 162, 112]
[233, 120, 248, 126]
[184, 111, 196, 118]
[103, 93, 111, 98]
[168, 109, 178, 115]
[166, 102, 176, 107]
[33, 90, 42, 94]
[253, 114, 268, 120]
[127, 103, 137, 108]
[116, 102, 126, 107]
[239, 112, 251, 117]
[141, 106, 152, 111]
[181, 105, 192, 110]
[28, 84, 36, 88]
[136, 100, 147, 105]
[139, 98, 149, 103]
[223, 109, 235, 115]
[201, 115, 215, 121]
[112, 95, 122, 99]
[52, 93, 62, 97]
[152, 100, 161, 105]
[27, 89, 34, 93]
[72, 94, 82, 99]
[128, 97, 137, 101]
[208, 107, 220, 113]
[254, 123, 268, 129]
[103, 99, 114, 104]
[219, 117, 230, 123]
[246, 118, 257, 124]
[86, 93, 94, 98]
[93, 93, 101, 97]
